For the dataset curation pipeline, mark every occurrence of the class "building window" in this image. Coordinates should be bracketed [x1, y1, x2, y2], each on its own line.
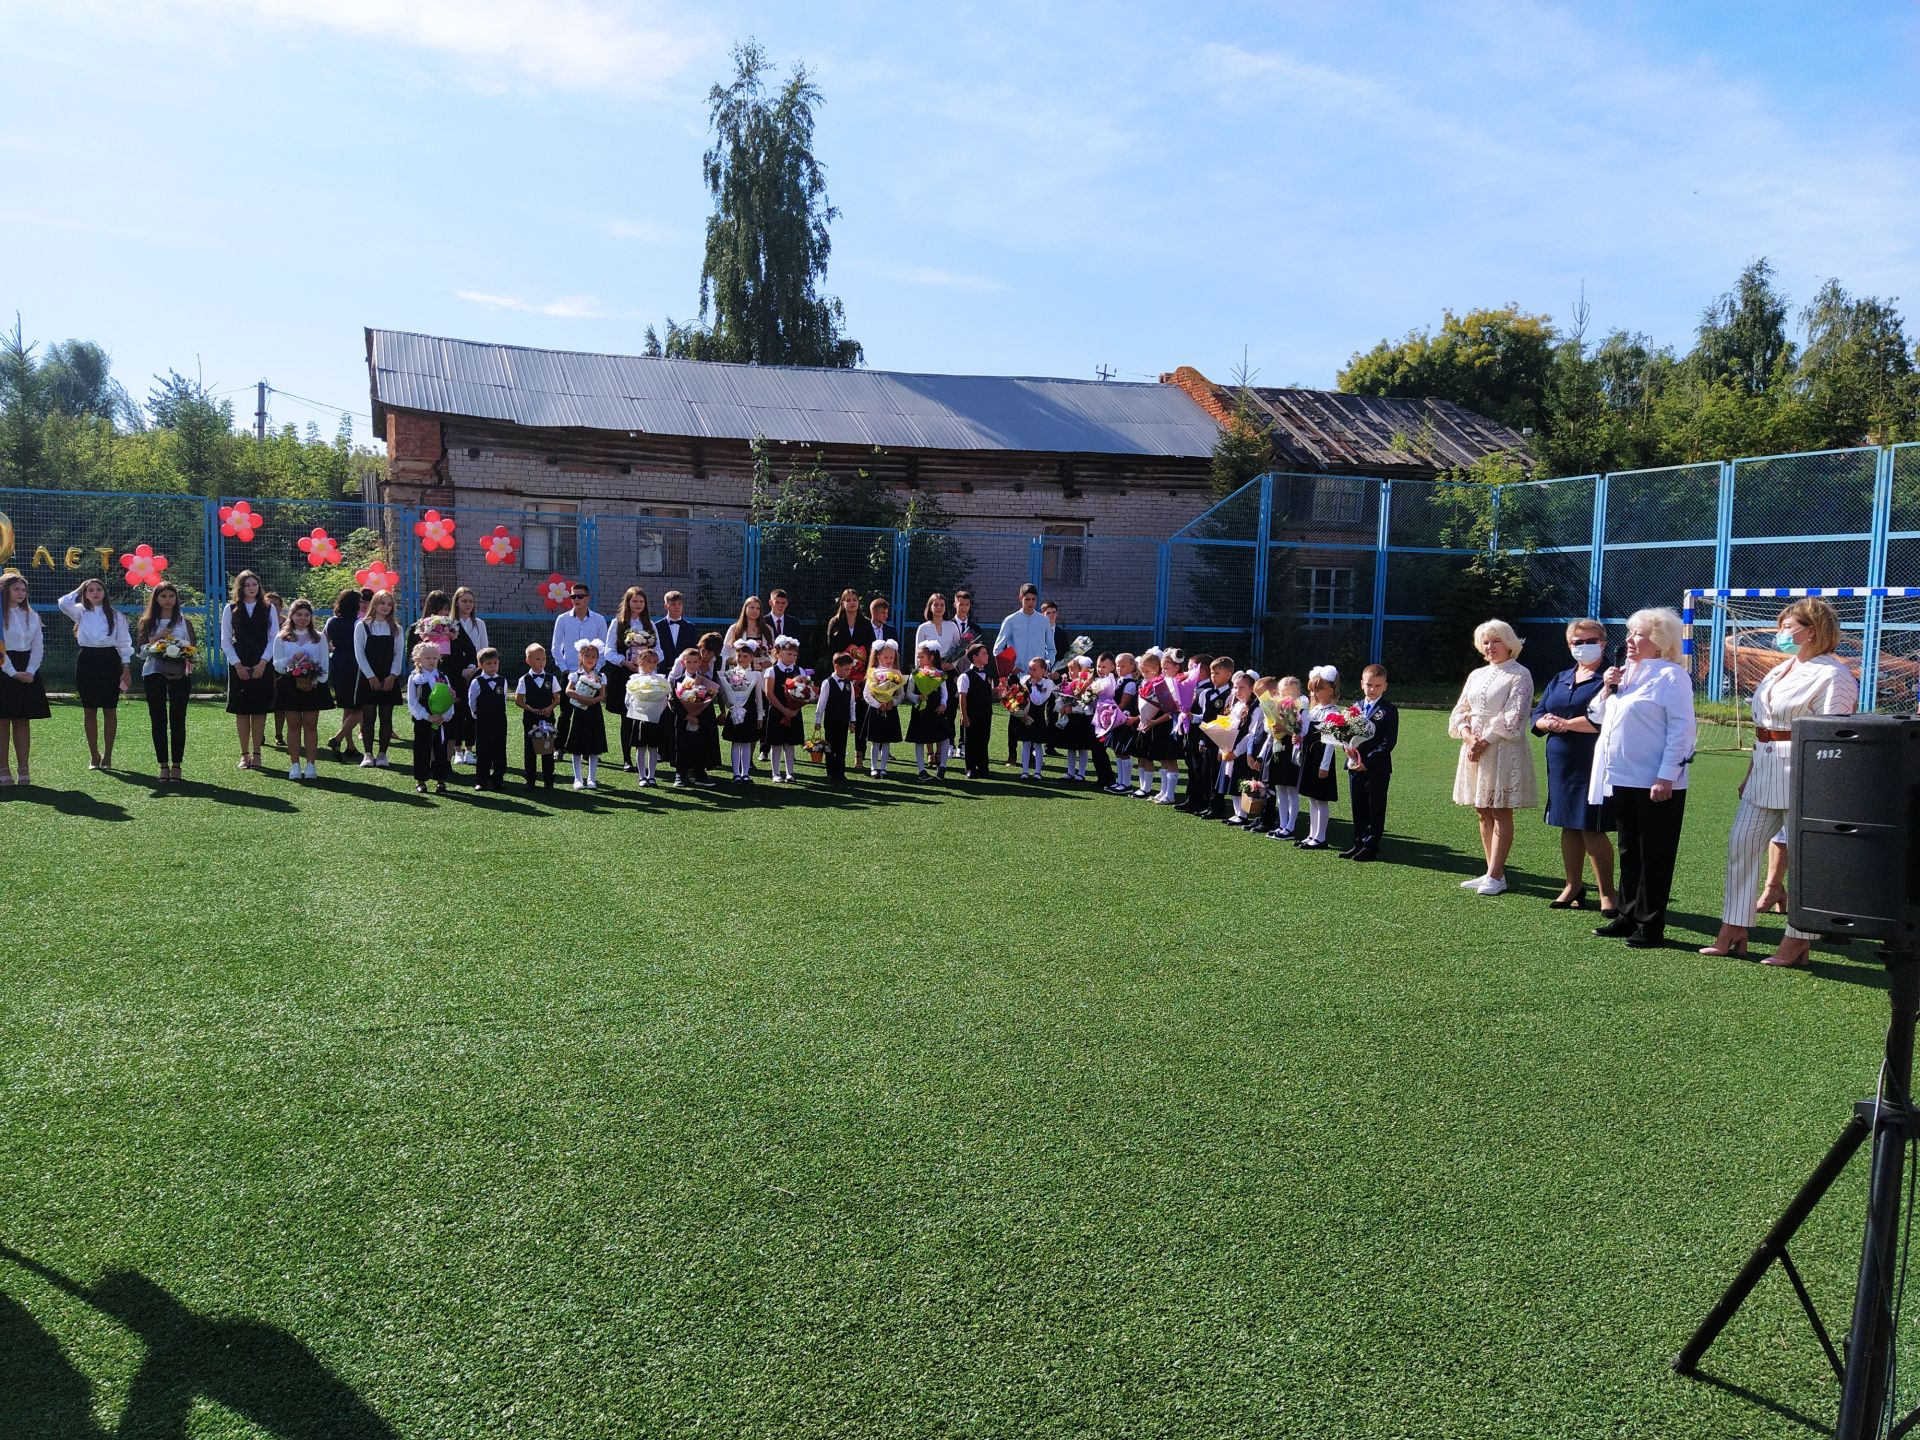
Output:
[522, 502, 579, 574]
[1041, 522, 1086, 588]
[1310, 476, 1369, 526]
[1298, 566, 1356, 626]
[637, 506, 691, 576]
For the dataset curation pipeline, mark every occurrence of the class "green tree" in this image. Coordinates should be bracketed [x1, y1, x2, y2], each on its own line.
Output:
[1793, 280, 1918, 446]
[646, 40, 861, 368]
[1209, 390, 1275, 498]
[1338, 304, 1557, 432]
[0, 315, 47, 488]
[1692, 258, 1794, 398]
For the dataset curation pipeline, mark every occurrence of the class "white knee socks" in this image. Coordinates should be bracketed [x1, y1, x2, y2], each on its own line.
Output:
[1308, 798, 1329, 843]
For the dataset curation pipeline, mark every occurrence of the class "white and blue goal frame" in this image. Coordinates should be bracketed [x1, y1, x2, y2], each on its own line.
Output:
[1682, 586, 1920, 709]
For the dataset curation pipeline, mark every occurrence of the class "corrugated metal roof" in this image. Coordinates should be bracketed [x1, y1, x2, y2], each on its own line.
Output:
[366, 329, 1223, 458]
[1243, 386, 1530, 474]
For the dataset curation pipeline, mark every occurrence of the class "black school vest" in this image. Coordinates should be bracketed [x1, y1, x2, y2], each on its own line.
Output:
[521, 672, 556, 726]
[473, 674, 507, 725]
[229, 601, 270, 665]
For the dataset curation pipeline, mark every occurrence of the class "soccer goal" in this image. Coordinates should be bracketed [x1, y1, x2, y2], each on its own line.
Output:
[1682, 587, 1920, 749]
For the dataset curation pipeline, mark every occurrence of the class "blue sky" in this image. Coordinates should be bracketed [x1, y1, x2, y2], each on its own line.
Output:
[5, 0, 1917, 447]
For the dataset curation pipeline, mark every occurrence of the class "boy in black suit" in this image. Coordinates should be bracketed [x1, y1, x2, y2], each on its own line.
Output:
[1185, 657, 1232, 817]
[653, 590, 692, 664]
[1342, 663, 1398, 860]
[815, 652, 857, 780]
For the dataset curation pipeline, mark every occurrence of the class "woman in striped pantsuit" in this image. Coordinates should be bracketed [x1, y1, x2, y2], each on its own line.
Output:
[1698, 598, 1858, 968]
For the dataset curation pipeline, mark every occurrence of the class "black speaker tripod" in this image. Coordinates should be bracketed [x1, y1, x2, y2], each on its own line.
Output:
[1675, 947, 1920, 1438]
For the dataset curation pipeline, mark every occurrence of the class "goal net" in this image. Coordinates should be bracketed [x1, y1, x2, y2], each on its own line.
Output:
[1683, 588, 1920, 749]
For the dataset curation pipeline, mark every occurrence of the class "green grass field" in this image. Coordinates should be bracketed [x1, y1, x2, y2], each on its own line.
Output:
[0, 701, 1895, 1438]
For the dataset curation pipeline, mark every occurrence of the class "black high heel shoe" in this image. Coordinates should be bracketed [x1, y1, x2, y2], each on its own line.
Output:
[1548, 886, 1589, 911]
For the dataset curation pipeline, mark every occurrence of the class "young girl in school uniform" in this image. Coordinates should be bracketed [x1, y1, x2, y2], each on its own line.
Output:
[956, 642, 995, 779]
[863, 639, 905, 778]
[621, 644, 671, 788]
[0, 572, 50, 787]
[271, 598, 333, 780]
[1133, 650, 1182, 803]
[1220, 672, 1267, 827]
[1102, 652, 1140, 795]
[447, 586, 489, 768]
[668, 645, 720, 788]
[222, 570, 278, 770]
[135, 582, 195, 783]
[404, 640, 453, 794]
[1057, 654, 1097, 782]
[563, 635, 609, 789]
[761, 635, 807, 783]
[352, 588, 405, 768]
[1011, 654, 1056, 779]
[904, 640, 953, 779]
[513, 642, 560, 789]
[718, 638, 764, 783]
[1295, 665, 1342, 850]
[1266, 675, 1305, 840]
[58, 578, 132, 770]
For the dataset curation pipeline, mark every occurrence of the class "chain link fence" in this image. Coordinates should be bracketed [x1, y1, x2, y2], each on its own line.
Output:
[5, 441, 1917, 704]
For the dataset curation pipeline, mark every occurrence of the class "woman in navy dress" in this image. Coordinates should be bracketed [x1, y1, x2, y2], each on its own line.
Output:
[1530, 618, 1618, 916]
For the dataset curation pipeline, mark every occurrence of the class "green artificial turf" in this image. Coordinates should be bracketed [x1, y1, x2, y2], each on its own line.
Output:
[0, 701, 1897, 1437]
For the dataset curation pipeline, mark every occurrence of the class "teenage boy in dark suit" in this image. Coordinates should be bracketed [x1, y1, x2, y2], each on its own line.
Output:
[653, 590, 692, 666]
[1342, 663, 1399, 861]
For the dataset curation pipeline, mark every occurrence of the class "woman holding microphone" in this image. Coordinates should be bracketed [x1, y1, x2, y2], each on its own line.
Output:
[1587, 608, 1696, 950]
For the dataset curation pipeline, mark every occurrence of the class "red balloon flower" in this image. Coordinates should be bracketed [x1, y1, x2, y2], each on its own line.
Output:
[119, 544, 168, 587]
[357, 560, 402, 593]
[297, 527, 342, 568]
[413, 509, 456, 552]
[480, 525, 520, 566]
[218, 500, 261, 542]
[539, 573, 572, 611]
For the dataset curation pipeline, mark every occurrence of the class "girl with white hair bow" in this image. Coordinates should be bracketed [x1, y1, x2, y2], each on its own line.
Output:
[1294, 665, 1343, 850]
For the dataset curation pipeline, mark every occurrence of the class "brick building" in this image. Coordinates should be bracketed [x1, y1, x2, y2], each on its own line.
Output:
[365, 329, 1527, 630]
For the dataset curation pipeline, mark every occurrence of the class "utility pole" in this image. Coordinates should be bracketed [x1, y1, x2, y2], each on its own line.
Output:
[1095, 364, 1115, 382]
[255, 380, 268, 444]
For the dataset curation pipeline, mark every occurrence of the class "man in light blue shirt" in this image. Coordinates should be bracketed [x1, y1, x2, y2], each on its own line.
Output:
[992, 584, 1054, 672]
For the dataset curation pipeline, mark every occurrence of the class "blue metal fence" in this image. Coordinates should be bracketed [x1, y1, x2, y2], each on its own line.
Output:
[3, 438, 1917, 703]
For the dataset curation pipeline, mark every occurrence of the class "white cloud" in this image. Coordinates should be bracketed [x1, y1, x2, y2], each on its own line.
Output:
[180, 0, 719, 97]
[602, 216, 692, 245]
[455, 290, 608, 318]
[858, 263, 1006, 294]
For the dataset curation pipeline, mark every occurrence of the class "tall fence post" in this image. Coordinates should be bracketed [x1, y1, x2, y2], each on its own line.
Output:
[1588, 471, 1610, 619]
[1489, 486, 1502, 554]
[1028, 536, 1044, 592]
[1370, 479, 1391, 663]
[1706, 460, 1737, 701]
[1861, 446, 1895, 710]
[1154, 540, 1170, 646]
[578, 515, 599, 604]
[742, 522, 760, 599]
[400, 508, 423, 617]
[204, 496, 226, 681]
[1249, 473, 1273, 666]
[891, 529, 910, 620]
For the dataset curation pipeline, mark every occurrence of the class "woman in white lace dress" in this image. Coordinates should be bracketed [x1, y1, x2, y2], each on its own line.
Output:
[1447, 619, 1539, 895]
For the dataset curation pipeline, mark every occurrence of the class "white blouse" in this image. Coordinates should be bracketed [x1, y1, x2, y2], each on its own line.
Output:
[914, 619, 963, 664]
[272, 632, 330, 682]
[1587, 659, 1696, 798]
[2, 606, 45, 676]
[220, 601, 280, 667]
[458, 616, 489, 654]
[353, 619, 406, 679]
[58, 588, 133, 662]
[1743, 653, 1858, 808]
[137, 616, 195, 678]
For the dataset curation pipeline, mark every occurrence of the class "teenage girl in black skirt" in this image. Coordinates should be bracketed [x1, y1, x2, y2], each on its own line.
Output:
[324, 589, 364, 761]
[1, 572, 50, 786]
[221, 570, 277, 770]
[353, 589, 405, 768]
[58, 579, 132, 770]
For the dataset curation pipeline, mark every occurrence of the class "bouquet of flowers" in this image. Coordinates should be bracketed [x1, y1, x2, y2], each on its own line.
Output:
[1261, 693, 1302, 741]
[1316, 703, 1377, 768]
[1164, 664, 1200, 735]
[622, 628, 653, 663]
[427, 679, 455, 715]
[716, 663, 758, 723]
[1093, 698, 1134, 741]
[675, 672, 715, 727]
[1137, 675, 1169, 728]
[911, 665, 945, 701]
[941, 627, 978, 668]
[1000, 674, 1031, 716]
[146, 634, 197, 678]
[846, 644, 870, 688]
[569, 669, 605, 710]
[625, 671, 669, 722]
[417, 615, 455, 656]
[784, 671, 818, 706]
[1238, 778, 1269, 799]
[1058, 669, 1099, 713]
[1060, 634, 1093, 666]
[866, 667, 906, 710]
[1199, 707, 1239, 760]
[284, 650, 321, 690]
[805, 725, 825, 763]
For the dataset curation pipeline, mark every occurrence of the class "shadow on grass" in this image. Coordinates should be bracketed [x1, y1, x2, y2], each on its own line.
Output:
[1678, 1367, 1830, 1436]
[6, 787, 130, 822]
[0, 1244, 394, 1438]
[160, 777, 301, 814]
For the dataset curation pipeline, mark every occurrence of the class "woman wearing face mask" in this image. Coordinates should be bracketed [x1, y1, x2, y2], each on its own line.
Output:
[1698, 597, 1857, 967]
[1530, 619, 1619, 917]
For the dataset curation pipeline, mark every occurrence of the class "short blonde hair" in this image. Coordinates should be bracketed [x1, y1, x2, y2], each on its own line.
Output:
[1779, 597, 1840, 658]
[1565, 617, 1606, 642]
[1625, 607, 1685, 662]
[1474, 619, 1524, 657]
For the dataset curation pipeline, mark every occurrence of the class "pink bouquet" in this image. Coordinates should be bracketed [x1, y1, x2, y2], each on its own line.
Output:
[417, 615, 455, 655]
[1164, 665, 1200, 734]
[1137, 675, 1170, 727]
[784, 671, 818, 705]
[1059, 669, 1099, 713]
[1316, 703, 1376, 767]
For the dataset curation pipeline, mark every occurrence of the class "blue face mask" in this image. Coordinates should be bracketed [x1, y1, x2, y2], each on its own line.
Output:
[1775, 630, 1801, 654]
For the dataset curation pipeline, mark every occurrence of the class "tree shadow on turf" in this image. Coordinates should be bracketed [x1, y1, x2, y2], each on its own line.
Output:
[0, 1244, 395, 1439]
[1678, 1367, 1829, 1435]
